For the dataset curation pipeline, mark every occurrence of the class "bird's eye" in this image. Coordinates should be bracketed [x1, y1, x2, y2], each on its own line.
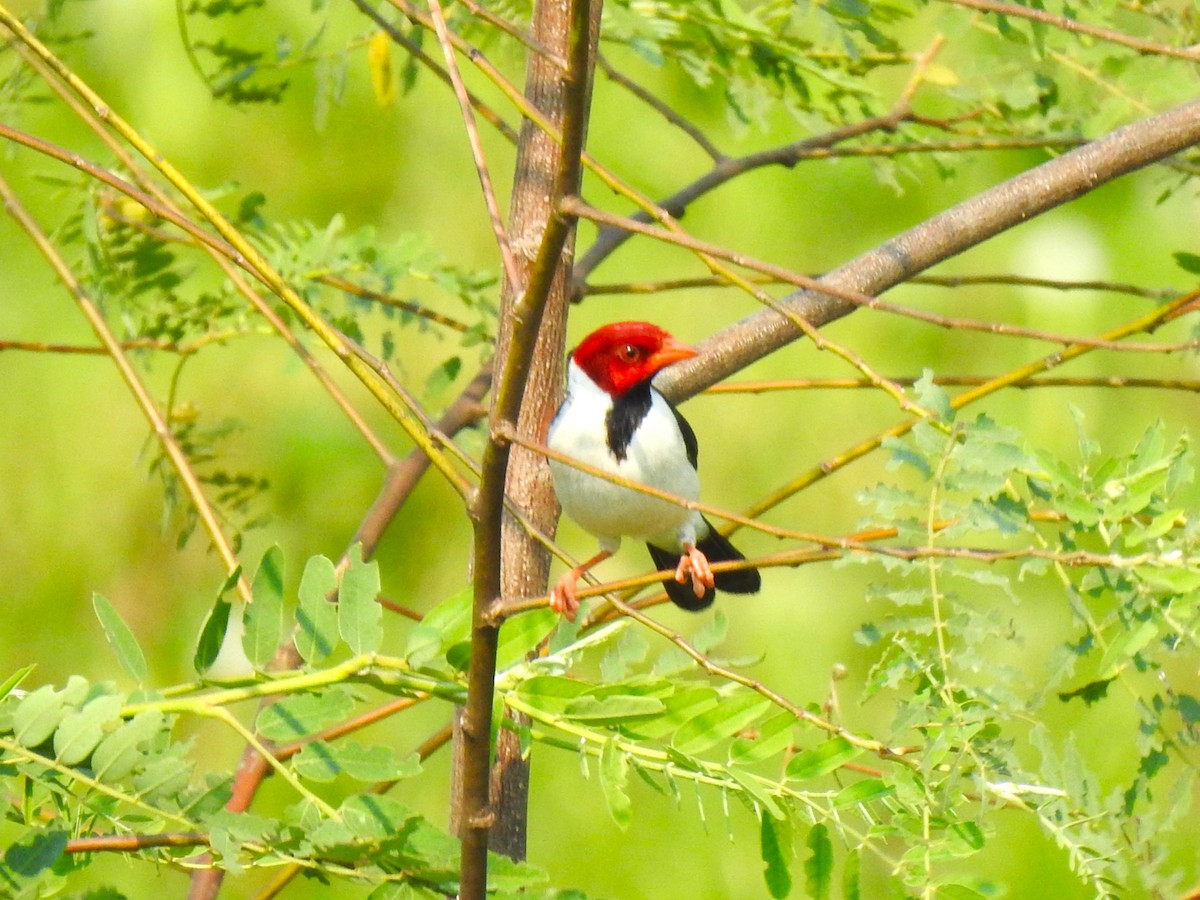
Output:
[617, 344, 640, 362]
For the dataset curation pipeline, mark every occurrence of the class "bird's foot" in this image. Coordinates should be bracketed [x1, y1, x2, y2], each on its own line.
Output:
[675, 544, 715, 599]
[550, 573, 581, 623]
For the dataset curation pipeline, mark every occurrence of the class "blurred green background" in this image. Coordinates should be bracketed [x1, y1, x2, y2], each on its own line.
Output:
[2, 1, 1199, 896]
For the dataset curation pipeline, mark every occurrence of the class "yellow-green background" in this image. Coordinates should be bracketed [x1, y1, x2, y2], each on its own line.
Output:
[2, 1, 1198, 896]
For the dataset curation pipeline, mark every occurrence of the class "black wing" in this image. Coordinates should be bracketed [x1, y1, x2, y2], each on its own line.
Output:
[665, 395, 699, 470]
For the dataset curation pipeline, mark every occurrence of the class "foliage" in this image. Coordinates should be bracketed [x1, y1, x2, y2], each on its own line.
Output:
[2, 0, 1200, 898]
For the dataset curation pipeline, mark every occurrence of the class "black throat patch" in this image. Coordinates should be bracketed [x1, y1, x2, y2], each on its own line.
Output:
[605, 380, 654, 463]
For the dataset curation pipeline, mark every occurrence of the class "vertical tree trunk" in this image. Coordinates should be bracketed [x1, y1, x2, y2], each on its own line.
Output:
[452, 0, 602, 882]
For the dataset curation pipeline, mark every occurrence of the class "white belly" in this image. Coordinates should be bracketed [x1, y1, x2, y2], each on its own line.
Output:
[548, 386, 702, 552]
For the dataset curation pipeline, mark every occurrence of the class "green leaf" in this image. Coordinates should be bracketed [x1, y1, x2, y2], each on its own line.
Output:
[1097, 618, 1158, 679]
[339, 544, 383, 655]
[3, 829, 67, 878]
[496, 608, 559, 671]
[1057, 677, 1115, 706]
[341, 793, 417, 839]
[935, 885, 987, 900]
[295, 554, 340, 665]
[93, 593, 148, 683]
[804, 823, 832, 900]
[12, 686, 66, 748]
[407, 585, 472, 668]
[912, 369, 953, 422]
[53, 694, 123, 765]
[832, 778, 893, 808]
[255, 687, 355, 741]
[760, 811, 793, 898]
[599, 738, 632, 830]
[512, 675, 591, 715]
[194, 598, 233, 675]
[727, 767, 784, 820]
[243, 545, 285, 669]
[292, 740, 421, 783]
[672, 691, 771, 756]
[1173, 251, 1200, 274]
[786, 738, 861, 780]
[91, 710, 165, 780]
[563, 693, 665, 724]
[730, 711, 795, 765]
[623, 686, 719, 740]
[843, 848, 861, 900]
[0, 665, 34, 702]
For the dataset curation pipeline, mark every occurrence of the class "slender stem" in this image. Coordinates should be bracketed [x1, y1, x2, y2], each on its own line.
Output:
[427, 0, 521, 292]
[937, 0, 1200, 63]
[0, 173, 252, 602]
[653, 96, 1200, 401]
[458, 0, 595, 894]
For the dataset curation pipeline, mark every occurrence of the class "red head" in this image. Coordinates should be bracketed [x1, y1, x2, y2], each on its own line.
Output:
[570, 321, 697, 397]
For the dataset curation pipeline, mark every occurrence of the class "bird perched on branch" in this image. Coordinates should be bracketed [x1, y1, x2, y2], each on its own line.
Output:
[546, 321, 760, 621]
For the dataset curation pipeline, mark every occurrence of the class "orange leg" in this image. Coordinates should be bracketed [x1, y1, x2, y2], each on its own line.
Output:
[550, 549, 612, 622]
[674, 543, 715, 599]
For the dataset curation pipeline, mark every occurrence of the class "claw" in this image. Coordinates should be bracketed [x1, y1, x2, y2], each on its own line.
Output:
[674, 543, 715, 598]
[550, 549, 613, 622]
[550, 573, 581, 623]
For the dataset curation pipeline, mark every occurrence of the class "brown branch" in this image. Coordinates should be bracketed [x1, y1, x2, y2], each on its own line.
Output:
[653, 96, 1200, 402]
[938, 0, 1200, 63]
[352, 360, 492, 559]
[571, 109, 918, 291]
[428, 0, 521, 292]
[597, 54, 725, 162]
[66, 832, 209, 853]
[565, 197, 1198, 354]
[315, 274, 478, 334]
[456, 0, 597, 893]
[579, 271, 1177, 300]
[705, 375, 1200, 394]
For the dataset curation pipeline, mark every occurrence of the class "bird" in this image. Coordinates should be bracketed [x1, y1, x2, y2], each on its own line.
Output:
[546, 320, 760, 621]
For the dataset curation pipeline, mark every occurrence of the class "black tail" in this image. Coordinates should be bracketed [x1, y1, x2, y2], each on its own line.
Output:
[646, 520, 761, 612]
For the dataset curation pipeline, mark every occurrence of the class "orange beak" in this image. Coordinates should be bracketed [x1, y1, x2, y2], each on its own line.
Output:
[647, 335, 698, 372]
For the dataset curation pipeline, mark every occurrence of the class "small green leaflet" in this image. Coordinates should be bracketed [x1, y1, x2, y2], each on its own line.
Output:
[760, 812, 793, 898]
[599, 738, 632, 830]
[53, 694, 124, 766]
[804, 823, 832, 900]
[194, 565, 242, 674]
[92, 593, 148, 683]
[292, 740, 421, 783]
[672, 690, 771, 756]
[786, 738, 860, 780]
[1097, 618, 1158, 679]
[295, 554, 339, 665]
[243, 545, 285, 669]
[406, 585, 471, 669]
[339, 544, 382, 655]
[255, 688, 356, 742]
[0, 665, 35, 702]
[730, 711, 794, 765]
[12, 686, 66, 748]
[833, 778, 893, 808]
[3, 829, 68, 879]
[1172, 250, 1200, 274]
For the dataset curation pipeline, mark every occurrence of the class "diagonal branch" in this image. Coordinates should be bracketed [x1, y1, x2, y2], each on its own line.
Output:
[654, 96, 1200, 403]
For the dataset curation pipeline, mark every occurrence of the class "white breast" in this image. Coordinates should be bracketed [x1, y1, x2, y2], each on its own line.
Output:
[548, 361, 703, 553]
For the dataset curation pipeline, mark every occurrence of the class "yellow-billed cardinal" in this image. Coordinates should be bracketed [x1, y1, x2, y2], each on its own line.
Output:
[547, 321, 760, 620]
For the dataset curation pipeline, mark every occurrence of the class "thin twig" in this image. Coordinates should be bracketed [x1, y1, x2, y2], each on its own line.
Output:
[597, 54, 725, 162]
[704, 375, 1200, 394]
[938, 0, 1200, 63]
[0, 173, 252, 602]
[428, 0, 522, 293]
